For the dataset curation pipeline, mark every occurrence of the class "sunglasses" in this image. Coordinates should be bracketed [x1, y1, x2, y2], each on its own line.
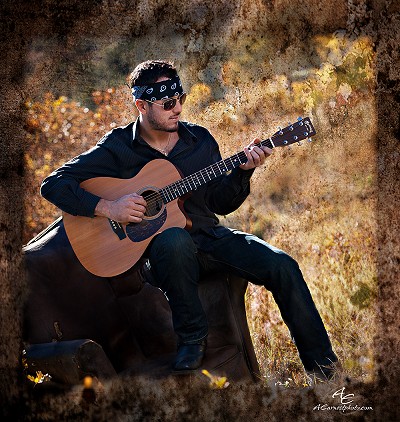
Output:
[145, 92, 187, 111]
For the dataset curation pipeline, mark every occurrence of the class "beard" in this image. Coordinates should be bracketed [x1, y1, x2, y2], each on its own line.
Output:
[147, 108, 179, 133]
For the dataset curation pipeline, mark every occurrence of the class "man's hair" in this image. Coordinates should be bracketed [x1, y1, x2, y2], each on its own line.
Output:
[128, 60, 178, 88]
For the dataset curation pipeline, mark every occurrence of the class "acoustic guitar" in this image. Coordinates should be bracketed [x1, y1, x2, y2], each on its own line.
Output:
[63, 117, 316, 277]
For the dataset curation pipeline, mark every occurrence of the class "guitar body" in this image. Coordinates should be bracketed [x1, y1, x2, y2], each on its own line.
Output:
[63, 159, 188, 277]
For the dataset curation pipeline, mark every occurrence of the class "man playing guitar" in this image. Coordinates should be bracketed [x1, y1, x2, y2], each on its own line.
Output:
[41, 60, 338, 380]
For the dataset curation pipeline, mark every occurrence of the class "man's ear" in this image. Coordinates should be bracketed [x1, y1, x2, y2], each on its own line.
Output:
[135, 99, 147, 114]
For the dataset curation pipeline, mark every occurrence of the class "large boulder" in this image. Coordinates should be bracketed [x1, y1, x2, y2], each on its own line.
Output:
[23, 218, 260, 383]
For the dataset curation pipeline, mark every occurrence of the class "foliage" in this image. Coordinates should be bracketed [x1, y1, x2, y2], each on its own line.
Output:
[24, 88, 135, 239]
[24, 31, 376, 387]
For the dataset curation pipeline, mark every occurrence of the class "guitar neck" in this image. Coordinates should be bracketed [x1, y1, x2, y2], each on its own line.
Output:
[160, 117, 316, 204]
[160, 138, 274, 204]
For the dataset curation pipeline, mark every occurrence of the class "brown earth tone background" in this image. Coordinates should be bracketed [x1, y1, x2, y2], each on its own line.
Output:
[1, 0, 399, 420]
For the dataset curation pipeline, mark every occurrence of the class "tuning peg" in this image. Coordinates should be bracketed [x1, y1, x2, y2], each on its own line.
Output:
[297, 141, 302, 146]
[307, 138, 312, 142]
[293, 136, 298, 141]
[278, 127, 283, 135]
[289, 125, 294, 131]
[297, 117, 304, 126]
[303, 132, 309, 136]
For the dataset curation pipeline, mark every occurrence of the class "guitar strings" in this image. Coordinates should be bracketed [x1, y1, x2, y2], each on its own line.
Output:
[132, 121, 309, 211]
[140, 153, 246, 207]
[137, 137, 276, 210]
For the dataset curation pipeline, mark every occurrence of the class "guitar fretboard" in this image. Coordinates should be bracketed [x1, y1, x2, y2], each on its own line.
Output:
[160, 137, 274, 203]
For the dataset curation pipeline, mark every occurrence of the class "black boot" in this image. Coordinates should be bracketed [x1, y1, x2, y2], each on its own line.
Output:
[306, 361, 343, 385]
[173, 339, 207, 371]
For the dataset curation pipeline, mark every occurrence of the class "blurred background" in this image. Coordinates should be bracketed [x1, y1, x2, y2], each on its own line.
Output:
[22, 0, 377, 386]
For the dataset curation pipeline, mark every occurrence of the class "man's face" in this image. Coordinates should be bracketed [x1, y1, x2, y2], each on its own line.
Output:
[144, 76, 183, 133]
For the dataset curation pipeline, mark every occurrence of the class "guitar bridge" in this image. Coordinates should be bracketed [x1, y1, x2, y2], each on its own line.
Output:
[108, 219, 127, 240]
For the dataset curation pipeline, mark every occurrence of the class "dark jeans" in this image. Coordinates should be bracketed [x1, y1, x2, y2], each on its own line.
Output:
[147, 227, 337, 373]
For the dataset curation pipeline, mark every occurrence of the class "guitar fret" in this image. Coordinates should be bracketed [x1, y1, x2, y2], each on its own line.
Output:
[189, 175, 198, 190]
[216, 163, 224, 174]
[200, 170, 207, 183]
[174, 185, 180, 197]
[231, 156, 240, 166]
[164, 185, 173, 201]
[261, 138, 274, 149]
[161, 190, 169, 202]
[225, 160, 234, 172]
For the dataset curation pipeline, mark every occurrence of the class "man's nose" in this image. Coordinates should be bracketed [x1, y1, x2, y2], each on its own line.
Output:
[173, 97, 183, 113]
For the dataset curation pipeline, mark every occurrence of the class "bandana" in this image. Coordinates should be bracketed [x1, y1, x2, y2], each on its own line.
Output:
[132, 76, 184, 101]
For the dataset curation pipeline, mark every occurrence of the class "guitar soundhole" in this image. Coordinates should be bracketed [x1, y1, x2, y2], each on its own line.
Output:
[141, 189, 164, 219]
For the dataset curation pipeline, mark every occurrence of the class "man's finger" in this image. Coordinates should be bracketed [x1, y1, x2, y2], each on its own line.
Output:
[130, 204, 147, 213]
[127, 215, 143, 223]
[261, 146, 273, 156]
[244, 147, 254, 164]
[130, 194, 147, 206]
[249, 149, 262, 165]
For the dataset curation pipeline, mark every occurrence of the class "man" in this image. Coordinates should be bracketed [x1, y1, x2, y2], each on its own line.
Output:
[41, 60, 338, 379]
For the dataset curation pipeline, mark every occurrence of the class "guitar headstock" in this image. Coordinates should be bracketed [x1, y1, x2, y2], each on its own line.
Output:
[267, 117, 316, 148]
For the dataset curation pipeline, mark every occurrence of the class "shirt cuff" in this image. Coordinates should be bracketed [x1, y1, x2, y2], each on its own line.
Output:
[79, 191, 102, 217]
[231, 167, 255, 187]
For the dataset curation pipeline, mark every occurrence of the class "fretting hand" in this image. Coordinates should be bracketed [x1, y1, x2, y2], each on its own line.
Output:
[239, 138, 273, 171]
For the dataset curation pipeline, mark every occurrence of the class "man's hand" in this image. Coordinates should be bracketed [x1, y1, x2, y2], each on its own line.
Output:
[239, 138, 273, 171]
[95, 193, 147, 223]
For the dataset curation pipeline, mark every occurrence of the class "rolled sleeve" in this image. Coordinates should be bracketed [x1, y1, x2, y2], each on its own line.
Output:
[40, 176, 102, 217]
[40, 142, 118, 217]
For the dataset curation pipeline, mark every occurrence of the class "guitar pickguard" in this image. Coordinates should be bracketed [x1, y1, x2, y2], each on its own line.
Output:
[125, 208, 167, 242]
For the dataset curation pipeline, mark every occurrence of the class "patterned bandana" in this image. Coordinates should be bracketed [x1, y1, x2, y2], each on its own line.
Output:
[132, 76, 184, 101]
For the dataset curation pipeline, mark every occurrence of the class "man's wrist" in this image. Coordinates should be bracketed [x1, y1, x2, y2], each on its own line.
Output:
[95, 198, 112, 218]
[237, 166, 255, 180]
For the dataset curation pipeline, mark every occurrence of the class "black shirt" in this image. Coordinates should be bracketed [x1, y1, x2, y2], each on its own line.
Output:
[41, 119, 254, 250]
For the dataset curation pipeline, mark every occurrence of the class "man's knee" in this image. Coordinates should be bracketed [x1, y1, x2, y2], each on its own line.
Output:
[262, 252, 303, 291]
[275, 253, 302, 277]
[150, 227, 196, 258]
[147, 228, 199, 290]
[278, 252, 299, 269]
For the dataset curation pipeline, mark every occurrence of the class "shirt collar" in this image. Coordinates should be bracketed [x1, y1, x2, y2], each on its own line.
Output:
[131, 117, 198, 147]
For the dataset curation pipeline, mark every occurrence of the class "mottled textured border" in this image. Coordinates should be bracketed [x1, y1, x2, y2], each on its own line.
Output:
[0, 0, 399, 419]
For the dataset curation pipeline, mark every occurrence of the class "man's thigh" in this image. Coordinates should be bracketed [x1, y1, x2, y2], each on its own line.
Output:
[198, 229, 295, 287]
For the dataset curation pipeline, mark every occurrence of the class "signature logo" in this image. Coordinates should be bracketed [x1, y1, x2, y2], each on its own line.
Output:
[332, 387, 354, 405]
[313, 386, 373, 413]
